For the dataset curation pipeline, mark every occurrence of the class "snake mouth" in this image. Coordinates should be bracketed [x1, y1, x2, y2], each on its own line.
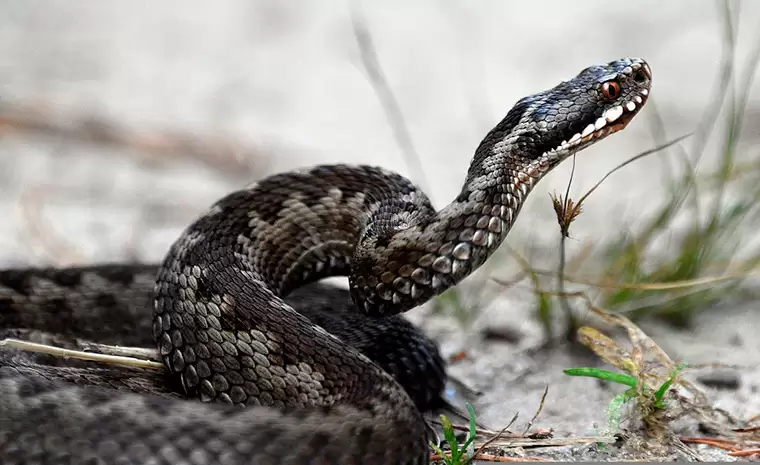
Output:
[551, 89, 649, 155]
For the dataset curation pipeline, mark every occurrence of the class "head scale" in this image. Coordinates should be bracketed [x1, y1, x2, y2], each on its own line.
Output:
[477, 57, 652, 170]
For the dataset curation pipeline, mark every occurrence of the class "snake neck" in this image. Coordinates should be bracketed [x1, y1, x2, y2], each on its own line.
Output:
[350, 128, 555, 317]
[349, 56, 653, 316]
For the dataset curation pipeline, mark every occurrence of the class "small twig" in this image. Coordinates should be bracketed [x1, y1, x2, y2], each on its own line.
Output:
[430, 453, 550, 462]
[77, 341, 161, 362]
[0, 339, 164, 370]
[465, 413, 520, 465]
[491, 264, 756, 294]
[679, 435, 760, 458]
[679, 436, 739, 451]
[466, 385, 549, 464]
[471, 435, 616, 449]
[491, 273, 745, 320]
[518, 384, 549, 439]
[729, 448, 760, 457]
[734, 425, 760, 433]
[0, 100, 262, 179]
[436, 422, 554, 443]
[674, 437, 706, 462]
[574, 133, 692, 208]
[428, 421, 522, 440]
[430, 422, 496, 438]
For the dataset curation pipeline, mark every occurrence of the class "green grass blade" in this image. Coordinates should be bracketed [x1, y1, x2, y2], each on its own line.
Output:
[564, 367, 638, 388]
[439, 414, 459, 455]
[606, 387, 637, 435]
[654, 362, 687, 406]
[461, 402, 478, 451]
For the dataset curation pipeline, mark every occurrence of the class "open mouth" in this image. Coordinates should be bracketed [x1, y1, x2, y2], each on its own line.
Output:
[551, 88, 649, 154]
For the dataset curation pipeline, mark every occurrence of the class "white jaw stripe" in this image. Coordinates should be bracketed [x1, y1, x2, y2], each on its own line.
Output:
[548, 91, 648, 155]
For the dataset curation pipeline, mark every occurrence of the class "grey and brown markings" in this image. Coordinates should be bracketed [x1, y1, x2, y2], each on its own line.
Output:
[0, 58, 651, 465]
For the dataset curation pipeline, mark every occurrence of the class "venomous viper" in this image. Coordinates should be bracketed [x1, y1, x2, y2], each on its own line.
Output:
[0, 58, 651, 464]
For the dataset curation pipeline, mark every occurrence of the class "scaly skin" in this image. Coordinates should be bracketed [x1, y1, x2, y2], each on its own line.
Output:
[0, 58, 651, 465]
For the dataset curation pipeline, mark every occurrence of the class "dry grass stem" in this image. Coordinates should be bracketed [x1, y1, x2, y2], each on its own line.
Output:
[0, 339, 164, 370]
[0, 101, 263, 178]
[75, 342, 161, 362]
[350, 2, 429, 193]
[430, 453, 550, 462]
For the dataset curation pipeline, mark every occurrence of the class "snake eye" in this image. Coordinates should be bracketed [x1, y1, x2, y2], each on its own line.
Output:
[601, 81, 621, 101]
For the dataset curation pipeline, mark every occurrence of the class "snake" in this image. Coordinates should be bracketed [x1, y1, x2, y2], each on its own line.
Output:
[0, 57, 651, 464]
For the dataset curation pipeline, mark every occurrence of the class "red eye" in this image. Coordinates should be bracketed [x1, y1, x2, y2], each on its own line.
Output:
[602, 81, 621, 101]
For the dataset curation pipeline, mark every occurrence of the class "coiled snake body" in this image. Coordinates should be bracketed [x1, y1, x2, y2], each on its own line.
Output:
[0, 58, 651, 464]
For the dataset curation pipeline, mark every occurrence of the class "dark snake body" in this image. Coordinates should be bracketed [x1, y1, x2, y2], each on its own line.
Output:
[0, 58, 651, 464]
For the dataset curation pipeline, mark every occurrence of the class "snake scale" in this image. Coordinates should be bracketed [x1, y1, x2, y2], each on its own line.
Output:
[0, 58, 651, 464]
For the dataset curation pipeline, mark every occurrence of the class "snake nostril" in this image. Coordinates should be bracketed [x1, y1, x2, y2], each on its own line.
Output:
[634, 70, 648, 84]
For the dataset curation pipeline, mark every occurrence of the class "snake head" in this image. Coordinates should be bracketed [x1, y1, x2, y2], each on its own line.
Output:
[483, 57, 652, 168]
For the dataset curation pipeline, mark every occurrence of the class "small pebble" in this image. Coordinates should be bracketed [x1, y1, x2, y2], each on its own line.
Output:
[697, 369, 741, 390]
[481, 326, 524, 344]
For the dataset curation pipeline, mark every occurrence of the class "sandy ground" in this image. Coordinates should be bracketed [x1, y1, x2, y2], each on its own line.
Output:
[1, 1, 759, 461]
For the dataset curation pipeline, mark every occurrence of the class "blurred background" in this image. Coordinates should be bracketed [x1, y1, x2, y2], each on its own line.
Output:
[1, 0, 758, 457]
